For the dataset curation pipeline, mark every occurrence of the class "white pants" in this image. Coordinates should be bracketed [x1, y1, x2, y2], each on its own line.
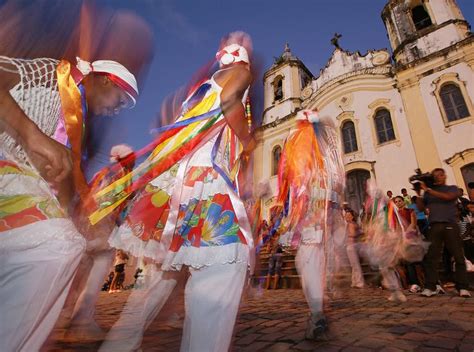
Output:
[0, 219, 85, 351]
[346, 242, 365, 287]
[59, 249, 115, 328]
[100, 262, 247, 352]
[380, 266, 401, 291]
[295, 244, 325, 317]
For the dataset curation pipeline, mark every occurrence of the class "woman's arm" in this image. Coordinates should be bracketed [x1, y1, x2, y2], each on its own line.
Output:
[216, 65, 254, 151]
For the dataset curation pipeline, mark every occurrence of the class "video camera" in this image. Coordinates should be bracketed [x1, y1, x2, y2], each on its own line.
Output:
[408, 168, 435, 192]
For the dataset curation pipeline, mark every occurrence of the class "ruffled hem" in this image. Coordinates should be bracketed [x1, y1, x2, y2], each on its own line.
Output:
[0, 218, 86, 254]
[109, 223, 249, 271]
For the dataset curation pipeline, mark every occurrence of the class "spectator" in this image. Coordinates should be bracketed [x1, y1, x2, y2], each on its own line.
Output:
[468, 182, 474, 201]
[467, 182, 474, 215]
[408, 196, 429, 234]
[133, 268, 144, 289]
[418, 168, 471, 298]
[401, 188, 411, 206]
[265, 234, 284, 290]
[102, 272, 115, 292]
[458, 188, 471, 217]
[393, 196, 423, 293]
[109, 250, 129, 293]
[386, 190, 393, 199]
[345, 210, 365, 288]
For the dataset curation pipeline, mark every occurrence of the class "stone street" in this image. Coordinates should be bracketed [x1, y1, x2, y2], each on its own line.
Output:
[46, 285, 474, 352]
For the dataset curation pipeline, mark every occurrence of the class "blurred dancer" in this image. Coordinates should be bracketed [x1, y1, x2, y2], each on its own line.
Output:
[275, 109, 346, 340]
[0, 54, 139, 351]
[363, 182, 428, 302]
[345, 209, 365, 289]
[97, 32, 255, 352]
[56, 144, 135, 340]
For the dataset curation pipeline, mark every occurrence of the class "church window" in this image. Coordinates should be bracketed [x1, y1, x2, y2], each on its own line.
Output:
[411, 5, 432, 31]
[341, 121, 358, 154]
[374, 109, 395, 144]
[274, 77, 283, 101]
[272, 145, 282, 176]
[440, 83, 470, 122]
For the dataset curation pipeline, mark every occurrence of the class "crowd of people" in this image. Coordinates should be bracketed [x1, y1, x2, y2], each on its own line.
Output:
[343, 176, 473, 298]
[257, 173, 473, 302]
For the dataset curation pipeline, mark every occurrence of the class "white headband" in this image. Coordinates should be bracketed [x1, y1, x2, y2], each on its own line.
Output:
[76, 57, 139, 107]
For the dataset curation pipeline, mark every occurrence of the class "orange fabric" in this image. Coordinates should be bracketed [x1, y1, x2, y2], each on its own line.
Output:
[56, 60, 89, 199]
[276, 120, 326, 230]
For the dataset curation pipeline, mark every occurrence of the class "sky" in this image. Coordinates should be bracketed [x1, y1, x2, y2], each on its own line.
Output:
[78, 0, 473, 172]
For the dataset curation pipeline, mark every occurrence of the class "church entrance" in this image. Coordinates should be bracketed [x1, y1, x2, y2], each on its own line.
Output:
[345, 169, 371, 215]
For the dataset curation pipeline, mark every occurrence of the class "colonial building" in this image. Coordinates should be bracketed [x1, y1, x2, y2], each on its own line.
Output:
[253, 0, 474, 215]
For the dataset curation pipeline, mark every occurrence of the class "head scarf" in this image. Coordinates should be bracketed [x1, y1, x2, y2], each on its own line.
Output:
[76, 56, 139, 107]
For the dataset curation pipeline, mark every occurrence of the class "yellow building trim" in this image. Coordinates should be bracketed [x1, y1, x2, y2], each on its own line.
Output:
[431, 72, 474, 128]
[396, 71, 442, 170]
[445, 149, 474, 192]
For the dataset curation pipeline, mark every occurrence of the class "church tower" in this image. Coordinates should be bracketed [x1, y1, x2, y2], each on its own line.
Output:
[381, 0, 470, 66]
[381, 0, 474, 179]
[262, 43, 313, 125]
[253, 44, 313, 215]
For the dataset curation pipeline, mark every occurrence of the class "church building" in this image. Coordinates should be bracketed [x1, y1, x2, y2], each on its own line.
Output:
[253, 0, 474, 214]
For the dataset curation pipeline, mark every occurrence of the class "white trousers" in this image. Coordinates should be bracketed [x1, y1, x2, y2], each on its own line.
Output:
[0, 219, 85, 351]
[59, 249, 115, 328]
[100, 261, 247, 352]
[295, 244, 325, 317]
[346, 242, 365, 287]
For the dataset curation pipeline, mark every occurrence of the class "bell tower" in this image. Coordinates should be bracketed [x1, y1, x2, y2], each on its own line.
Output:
[262, 43, 313, 126]
[381, 0, 471, 66]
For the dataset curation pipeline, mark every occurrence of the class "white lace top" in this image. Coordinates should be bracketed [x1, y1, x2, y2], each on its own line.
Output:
[0, 56, 62, 170]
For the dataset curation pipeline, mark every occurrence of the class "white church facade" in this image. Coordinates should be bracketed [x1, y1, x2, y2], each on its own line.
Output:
[253, 0, 474, 215]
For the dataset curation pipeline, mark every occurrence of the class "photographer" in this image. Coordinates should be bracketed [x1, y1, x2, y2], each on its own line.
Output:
[416, 168, 470, 298]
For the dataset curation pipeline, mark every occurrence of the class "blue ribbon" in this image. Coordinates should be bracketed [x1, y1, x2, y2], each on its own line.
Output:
[211, 128, 238, 193]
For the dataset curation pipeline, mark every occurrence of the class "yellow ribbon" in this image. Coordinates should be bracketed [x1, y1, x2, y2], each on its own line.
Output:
[56, 60, 89, 199]
[88, 92, 220, 225]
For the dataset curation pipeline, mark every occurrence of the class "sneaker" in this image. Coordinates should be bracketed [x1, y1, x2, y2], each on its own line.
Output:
[436, 284, 446, 294]
[388, 290, 407, 303]
[304, 314, 329, 341]
[420, 288, 437, 297]
[459, 289, 471, 298]
[409, 284, 421, 293]
[351, 283, 365, 289]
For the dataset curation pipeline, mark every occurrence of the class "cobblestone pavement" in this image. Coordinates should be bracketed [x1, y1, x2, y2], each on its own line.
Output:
[46, 286, 474, 352]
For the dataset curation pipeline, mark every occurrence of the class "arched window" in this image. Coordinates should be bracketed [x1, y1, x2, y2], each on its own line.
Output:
[440, 83, 469, 122]
[341, 121, 358, 154]
[411, 5, 432, 31]
[272, 145, 282, 176]
[274, 77, 283, 101]
[374, 109, 395, 144]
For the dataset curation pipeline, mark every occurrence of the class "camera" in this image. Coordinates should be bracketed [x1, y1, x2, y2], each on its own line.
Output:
[408, 168, 434, 192]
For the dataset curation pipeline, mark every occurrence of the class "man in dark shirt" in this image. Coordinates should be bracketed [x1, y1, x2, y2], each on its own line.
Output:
[417, 168, 470, 297]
